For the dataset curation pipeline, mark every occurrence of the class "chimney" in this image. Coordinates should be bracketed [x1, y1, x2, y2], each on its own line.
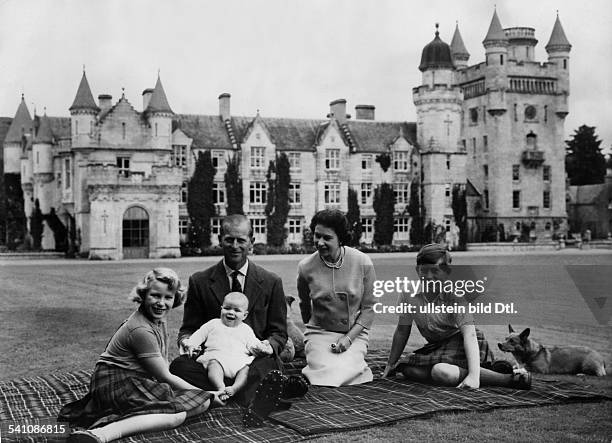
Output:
[329, 99, 347, 125]
[355, 104, 375, 120]
[98, 94, 112, 112]
[142, 88, 154, 110]
[219, 93, 231, 121]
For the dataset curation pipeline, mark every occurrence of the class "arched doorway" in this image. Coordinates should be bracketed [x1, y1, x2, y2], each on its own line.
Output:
[122, 206, 149, 259]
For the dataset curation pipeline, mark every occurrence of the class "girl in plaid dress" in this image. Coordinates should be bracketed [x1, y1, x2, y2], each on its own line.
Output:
[382, 244, 531, 390]
[59, 268, 214, 443]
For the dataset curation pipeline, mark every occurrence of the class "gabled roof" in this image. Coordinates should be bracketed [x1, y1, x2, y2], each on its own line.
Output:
[450, 24, 470, 58]
[483, 10, 508, 44]
[34, 114, 53, 144]
[69, 72, 100, 112]
[145, 76, 173, 114]
[260, 117, 321, 151]
[545, 15, 571, 52]
[5, 96, 33, 143]
[175, 114, 232, 149]
[345, 121, 417, 153]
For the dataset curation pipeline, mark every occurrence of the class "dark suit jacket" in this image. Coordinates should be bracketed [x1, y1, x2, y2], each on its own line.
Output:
[178, 260, 288, 356]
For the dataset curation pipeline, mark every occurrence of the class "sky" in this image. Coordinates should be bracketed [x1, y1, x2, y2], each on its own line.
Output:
[1, 0, 611, 153]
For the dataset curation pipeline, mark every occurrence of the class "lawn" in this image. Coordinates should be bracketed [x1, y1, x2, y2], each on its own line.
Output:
[1, 250, 611, 442]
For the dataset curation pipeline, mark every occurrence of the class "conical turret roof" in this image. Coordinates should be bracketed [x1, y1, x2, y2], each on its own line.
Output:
[145, 76, 173, 114]
[546, 15, 571, 52]
[5, 95, 32, 143]
[419, 25, 454, 72]
[34, 113, 53, 144]
[483, 10, 508, 44]
[450, 24, 469, 58]
[69, 71, 100, 112]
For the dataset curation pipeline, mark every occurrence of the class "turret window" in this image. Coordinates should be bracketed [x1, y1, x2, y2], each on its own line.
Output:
[563, 59, 567, 69]
[64, 158, 71, 189]
[75, 121, 78, 135]
[500, 54, 504, 65]
[155, 123, 158, 137]
[122, 122, 126, 140]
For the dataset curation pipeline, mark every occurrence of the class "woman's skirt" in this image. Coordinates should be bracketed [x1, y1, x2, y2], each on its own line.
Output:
[58, 363, 212, 429]
[403, 328, 494, 368]
[302, 325, 373, 387]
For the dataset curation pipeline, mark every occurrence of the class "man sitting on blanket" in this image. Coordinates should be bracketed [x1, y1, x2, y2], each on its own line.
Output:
[382, 243, 531, 390]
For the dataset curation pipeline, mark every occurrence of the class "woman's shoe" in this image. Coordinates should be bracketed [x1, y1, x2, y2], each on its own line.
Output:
[281, 374, 309, 399]
[509, 369, 532, 390]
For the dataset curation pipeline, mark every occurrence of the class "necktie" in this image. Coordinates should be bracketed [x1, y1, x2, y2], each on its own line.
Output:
[231, 271, 242, 293]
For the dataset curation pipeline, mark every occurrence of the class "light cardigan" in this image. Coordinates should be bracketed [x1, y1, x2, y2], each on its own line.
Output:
[297, 247, 376, 333]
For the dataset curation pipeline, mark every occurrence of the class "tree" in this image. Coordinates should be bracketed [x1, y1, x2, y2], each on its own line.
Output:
[187, 151, 216, 249]
[375, 153, 391, 172]
[4, 173, 26, 250]
[451, 184, 468, 250]
[565, 125, 606, 185]
[265, 153, 290, 247]
[407, 178, 424, 247]
[373, 183, 394, 245]
[224, 153, 244, 215]
[346, 188, 362, 246]
[30, 199, 43, 250]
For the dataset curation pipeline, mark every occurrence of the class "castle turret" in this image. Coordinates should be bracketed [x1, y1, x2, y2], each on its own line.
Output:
[482, 10, 508, 114]
[69, 71, 99, 148]
[144, 75, 173, 150]
[450, 23, 470, 69]
[32, 113, 54, 214]
[546, 14, 571, 96]
[4, 95, 33, 174]
[414, 24, 465, 231]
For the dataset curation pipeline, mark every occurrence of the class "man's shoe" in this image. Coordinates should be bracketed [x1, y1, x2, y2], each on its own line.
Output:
[281, 374, 309, 399]
[243, 370, 284, 427]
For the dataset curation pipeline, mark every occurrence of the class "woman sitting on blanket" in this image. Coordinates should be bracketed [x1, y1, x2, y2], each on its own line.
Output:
[297, 209, 376, 386]
[59, 268, 216, 443]
[382, 244, 532, 390]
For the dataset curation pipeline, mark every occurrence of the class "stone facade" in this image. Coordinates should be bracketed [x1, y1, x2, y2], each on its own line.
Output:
[2, 10, 570, 258]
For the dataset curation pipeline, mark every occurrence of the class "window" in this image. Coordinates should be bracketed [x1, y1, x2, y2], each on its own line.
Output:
[213, 182, 225, 204]
[179, 218, 189, 236]
[470, 108, 478, 124]
[155, 123, 158, 137]
[361, 218, 373, 238]
[361, 154, 373, 170]
[361, 183, 372, 204]
[543, 191, 551, 209]
[393, 151, 409, 170]
[512, 164, 520, 181]
[484, 189, 489, 209]
[249, 182, 266, 204]
[563, 59, 567, 70]
[445, 183, 451, 207]
[122, 122, 126, 140]
[172, 145, 187, 168]
[544, 105, 548, 123]
[483, 164, 489, 179]
[211, 218, 222, 236]
[252, 218, 266, 235]
[75, 120, 78, 135]
[461, 139, 466, 151]
[325, 149, 340, 170]
[250, 146, 265, 169]
[288, 218, 302, 235]
[324, 182, 340, 204]
[117, 156, 130, 177]
[446, 155, 451, 170]
[212, 150, 226, 169]
[289, 182, 301, 205]
[500, 54, 504, 65]
[288, 152, 301, 169]
[483, 135, 488, 152]
[472, 138, 476, 153]
[445, 218, 452, 232]
[514, 104, 518, 122]
[543, 165, 551, 181]
[394, 183, 410, 204]
[64, 158, 71, 189]
[513, 190, 521, 209]
[180, 182, 188, 203]
[36, 151, 39, 165]
[394, 217, 410, 240]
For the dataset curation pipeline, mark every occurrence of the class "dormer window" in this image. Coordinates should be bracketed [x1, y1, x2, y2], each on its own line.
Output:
[250, 146, 265, 169]
[325, 149, 340, 170]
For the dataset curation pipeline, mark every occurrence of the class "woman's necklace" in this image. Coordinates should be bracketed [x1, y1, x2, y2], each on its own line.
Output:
[320, 247, 345, 269]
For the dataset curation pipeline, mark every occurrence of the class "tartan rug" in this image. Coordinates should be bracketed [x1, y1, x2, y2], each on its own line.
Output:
[1, 350, 610, 442]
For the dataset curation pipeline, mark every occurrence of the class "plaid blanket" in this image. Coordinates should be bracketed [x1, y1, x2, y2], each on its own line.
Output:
[1, 350, 610, 442]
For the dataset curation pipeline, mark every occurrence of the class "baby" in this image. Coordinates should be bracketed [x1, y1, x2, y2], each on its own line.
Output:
[183, 292, 272, 401]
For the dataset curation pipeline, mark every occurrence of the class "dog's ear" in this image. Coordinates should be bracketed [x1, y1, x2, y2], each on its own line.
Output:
[285, 295, 296, 307]
[519, 328, 530, 340]
[508, 324, 515, 333]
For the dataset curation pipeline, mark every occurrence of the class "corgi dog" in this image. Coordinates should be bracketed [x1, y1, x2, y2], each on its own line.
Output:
[498, 325, 606, 376]
[279, 295, 306, 362]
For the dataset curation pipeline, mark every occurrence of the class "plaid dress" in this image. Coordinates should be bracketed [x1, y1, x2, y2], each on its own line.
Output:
[58, 364, 212, 429]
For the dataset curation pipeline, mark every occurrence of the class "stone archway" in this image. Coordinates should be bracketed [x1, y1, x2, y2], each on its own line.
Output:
[122, 206, 149, 259]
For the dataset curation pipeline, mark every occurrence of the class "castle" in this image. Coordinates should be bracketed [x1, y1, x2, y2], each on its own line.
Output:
[2, 11, 571, 259]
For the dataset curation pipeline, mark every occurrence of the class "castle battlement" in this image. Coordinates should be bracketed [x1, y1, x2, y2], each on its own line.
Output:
[86, 164, 182, 187]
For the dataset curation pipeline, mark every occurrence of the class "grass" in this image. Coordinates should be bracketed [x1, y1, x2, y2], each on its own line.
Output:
[1, 251, 611, 442]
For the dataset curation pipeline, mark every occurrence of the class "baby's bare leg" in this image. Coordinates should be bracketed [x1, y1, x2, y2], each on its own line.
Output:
[224, 365, 250, 398]
[207, 360, 226, 391]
